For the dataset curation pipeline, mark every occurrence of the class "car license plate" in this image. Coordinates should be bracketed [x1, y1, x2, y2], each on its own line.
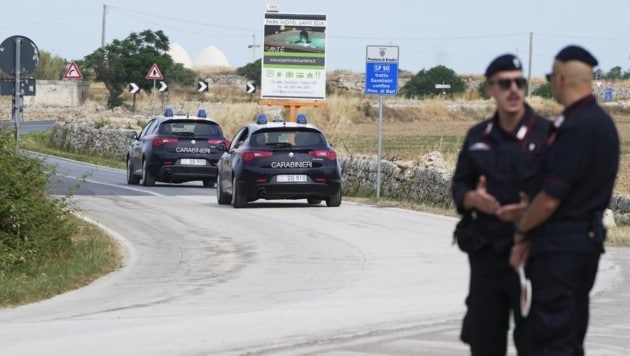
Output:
[277, 174, 307, 182]
[180, 158, 206, 166]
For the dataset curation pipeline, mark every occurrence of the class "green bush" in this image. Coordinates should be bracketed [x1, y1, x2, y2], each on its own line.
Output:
[531, 83, 553, 99]
[0, 130, 74, 271]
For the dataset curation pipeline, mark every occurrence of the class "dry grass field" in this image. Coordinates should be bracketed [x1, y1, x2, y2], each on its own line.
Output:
[192, 94, 630, 196]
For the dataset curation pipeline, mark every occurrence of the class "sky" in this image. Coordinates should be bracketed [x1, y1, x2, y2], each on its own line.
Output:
[2, 0, 630, 78]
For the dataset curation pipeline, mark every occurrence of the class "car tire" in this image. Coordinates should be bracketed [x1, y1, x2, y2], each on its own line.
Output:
[127, 157, 140, 185]
[217, 179, 231, 205]
[231, 177, 247, 209]
[202, 179, 216, 187]
[307, 198, 322, 205]
[142, 159, 156, 186]
[325, 189, 342, 207]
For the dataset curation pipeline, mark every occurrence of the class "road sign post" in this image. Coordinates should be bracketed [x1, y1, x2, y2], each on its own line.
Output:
[146, 63, 163, 115]
[63, 61, 83, 110]
[365, 45, 399, 199]
[0, 35, 39, 147]
[129, 83, 140, 112]
[246, 80, 256, 101]
[435, 83, 451, 95]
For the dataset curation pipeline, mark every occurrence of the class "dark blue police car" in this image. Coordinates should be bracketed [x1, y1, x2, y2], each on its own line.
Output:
[126, 108, 230, 187]
[217, 114, 342, 208]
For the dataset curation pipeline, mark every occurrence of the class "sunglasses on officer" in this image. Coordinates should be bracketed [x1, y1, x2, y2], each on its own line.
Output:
[489, 77, 527, 90]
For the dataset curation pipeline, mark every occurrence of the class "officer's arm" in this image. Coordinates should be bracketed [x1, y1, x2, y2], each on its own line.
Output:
[514, 191, 561, 242]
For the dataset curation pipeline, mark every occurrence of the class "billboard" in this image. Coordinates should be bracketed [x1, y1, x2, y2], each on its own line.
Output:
[261, 12, 327, 100]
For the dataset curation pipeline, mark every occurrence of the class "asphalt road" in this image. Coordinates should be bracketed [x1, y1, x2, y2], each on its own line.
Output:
[0, 155, 628, 355]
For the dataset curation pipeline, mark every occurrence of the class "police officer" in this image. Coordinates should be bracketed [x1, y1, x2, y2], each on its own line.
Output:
[510, 45, 620, 355]
[452, 54, 552, 355]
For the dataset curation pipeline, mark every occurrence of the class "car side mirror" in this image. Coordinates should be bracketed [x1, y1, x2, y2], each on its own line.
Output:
[127, 131, 138, 140]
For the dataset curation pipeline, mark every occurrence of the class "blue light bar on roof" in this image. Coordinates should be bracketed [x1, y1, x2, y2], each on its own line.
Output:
[256, 114, 268, 124]
[296, 114, 307, 124]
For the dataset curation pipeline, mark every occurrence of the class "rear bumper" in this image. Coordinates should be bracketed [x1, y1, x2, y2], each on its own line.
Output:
[236, 174, 341, 200]
[156, 165, 218, 182]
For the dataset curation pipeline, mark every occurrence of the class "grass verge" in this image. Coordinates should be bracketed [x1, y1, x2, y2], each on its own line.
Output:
[0, 213, 121, 308]
[20, 130, 125, 169]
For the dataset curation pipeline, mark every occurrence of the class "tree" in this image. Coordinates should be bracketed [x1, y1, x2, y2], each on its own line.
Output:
[168, 62, 196, 86]
[400, 65, 466, 98]
[606, 66, 623, 80]
[80, 29, 172, 108]
[236, 59, 261, 87]
[531, 82, 553, 99]
[33, 50, 67, 80]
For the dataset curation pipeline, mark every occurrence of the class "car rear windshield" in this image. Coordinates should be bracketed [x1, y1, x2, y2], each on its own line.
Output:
[250, 129, 325, 148]
[159, 120, 223, 138]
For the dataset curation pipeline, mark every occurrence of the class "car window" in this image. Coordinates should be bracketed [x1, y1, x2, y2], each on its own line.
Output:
[230, 127, 249, 150]
[251, 129, 323, 147]
[293, 131, 323, 146]
[139, 119, 158, 138]
[159, 120, 222, 138]
[192, 122, 220, 137]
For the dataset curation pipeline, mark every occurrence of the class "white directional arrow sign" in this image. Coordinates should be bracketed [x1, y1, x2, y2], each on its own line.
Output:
[246, 81, 256, 94]
[197, 80, 208, 92]
[158, 81, 168, 92]
[129, 82, 140, 94]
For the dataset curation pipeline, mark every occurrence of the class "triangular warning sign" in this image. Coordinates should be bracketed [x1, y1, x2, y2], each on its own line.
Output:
[146, 63, 163, 80]
[63, 61, 83, 80]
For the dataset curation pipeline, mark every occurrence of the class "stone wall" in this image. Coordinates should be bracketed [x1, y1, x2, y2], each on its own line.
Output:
[50, 120, 132, 161]
[23, 80, 90, 106]
[48, 120, 630, 219]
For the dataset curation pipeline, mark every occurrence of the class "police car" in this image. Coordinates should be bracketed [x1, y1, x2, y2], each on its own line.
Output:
[126, 108, 230, 187]
[216, 114, 342, 208]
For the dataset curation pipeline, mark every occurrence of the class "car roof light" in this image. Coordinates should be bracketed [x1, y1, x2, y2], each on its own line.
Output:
[164, 108, 174, 117]
[272, 115, 283, 122]
[256, 114, 268, 124]
[197, 108, 207, 118]
[296, 114, 307, 124]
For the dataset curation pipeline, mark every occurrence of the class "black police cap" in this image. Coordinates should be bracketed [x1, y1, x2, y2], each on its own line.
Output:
[485, 54, 523, 78]
[555, 45, 598, 67]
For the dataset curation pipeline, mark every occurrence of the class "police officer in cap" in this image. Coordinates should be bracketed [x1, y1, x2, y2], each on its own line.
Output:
[510, 45, 620, 355]
[452, 54, 551, 355]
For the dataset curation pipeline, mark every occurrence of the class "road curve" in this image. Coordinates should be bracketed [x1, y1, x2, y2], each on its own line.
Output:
[0, 157, 627, 355]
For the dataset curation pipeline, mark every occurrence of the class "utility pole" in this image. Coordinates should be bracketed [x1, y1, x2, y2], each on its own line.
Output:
[527, 32, 533, 97]
[101, 4, 107, 47]
[247, 34, 260, 62]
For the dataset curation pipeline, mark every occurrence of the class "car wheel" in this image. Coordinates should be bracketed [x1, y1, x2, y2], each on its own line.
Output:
[231, 177, 247, 209]
[202, 179, 216, 187]
[216, 179, 231, 205]
[127, 157, 140, 185]
[142, 159, 155, 186]
[325, 188, 342, 207]
[307, 198, 322, 205]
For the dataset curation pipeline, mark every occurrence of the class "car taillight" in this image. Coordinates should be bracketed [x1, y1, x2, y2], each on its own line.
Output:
[242, 150, 273, 162]
[152, 137, 178, 147]
[309, 149, 337, 160]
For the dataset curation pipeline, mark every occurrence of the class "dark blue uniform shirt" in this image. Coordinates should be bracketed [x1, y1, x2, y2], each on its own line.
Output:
[531, 95, 620, 254]
[452, 104, 552, 253]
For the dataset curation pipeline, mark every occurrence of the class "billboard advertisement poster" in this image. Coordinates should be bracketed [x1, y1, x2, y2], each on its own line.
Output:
[261, 12, 326, 100]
